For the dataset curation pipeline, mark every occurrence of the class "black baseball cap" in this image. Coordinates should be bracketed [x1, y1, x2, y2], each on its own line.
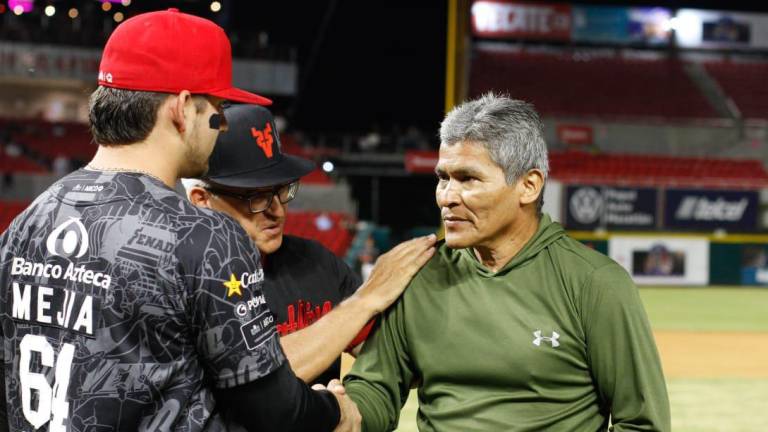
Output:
[204, 104, 315, 188]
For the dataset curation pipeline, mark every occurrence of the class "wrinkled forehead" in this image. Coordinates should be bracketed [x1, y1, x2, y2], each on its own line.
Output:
[436, 140, 496, 171]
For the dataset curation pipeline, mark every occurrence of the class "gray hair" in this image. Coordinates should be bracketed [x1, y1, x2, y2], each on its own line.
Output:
[439, 93, 549, 184]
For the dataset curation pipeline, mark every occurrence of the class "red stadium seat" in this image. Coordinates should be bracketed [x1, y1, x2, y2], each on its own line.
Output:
[549, 150, 768, 188]
[1, 118, 95, 163]
[283, 210, 355, 257]
[470, 50, 719, 119]
[704, 61, 768, 120]
[0, 201, 30, 232]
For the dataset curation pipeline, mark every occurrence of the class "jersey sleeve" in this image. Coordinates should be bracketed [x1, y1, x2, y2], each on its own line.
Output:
[343, 295, 415, 432]
[177, 214, 285, 389]
[580, 264, 671, 432]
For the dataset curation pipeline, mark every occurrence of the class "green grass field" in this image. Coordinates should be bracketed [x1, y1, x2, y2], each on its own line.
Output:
[392, 287, 768, 432]
[640, 287, 768, 332]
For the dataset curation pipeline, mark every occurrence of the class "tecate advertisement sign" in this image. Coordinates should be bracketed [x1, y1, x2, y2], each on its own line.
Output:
[664, 189, 758, 231]
[471, 1, 572, 41]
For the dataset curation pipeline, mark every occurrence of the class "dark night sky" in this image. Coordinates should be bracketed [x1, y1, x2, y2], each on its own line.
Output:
[230, 1, 449, 135]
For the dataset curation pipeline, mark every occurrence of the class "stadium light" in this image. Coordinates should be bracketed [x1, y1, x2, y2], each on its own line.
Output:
[322, 161, 335, 173]
[8, 0, 33, 14]
[114, 11, 124, 23]
[664, 17, 679, 32]
[210, 1, 222, 13]
[669, 13, 699, 34]
[68, 8, 78, 19]
[45, 5, 56, 17]
[669, 11, 702, 46]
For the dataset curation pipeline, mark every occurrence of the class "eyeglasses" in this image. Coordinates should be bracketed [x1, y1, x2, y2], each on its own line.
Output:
[206, 181, 300, 213]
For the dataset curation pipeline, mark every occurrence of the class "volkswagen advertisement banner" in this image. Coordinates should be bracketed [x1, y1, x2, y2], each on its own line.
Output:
[566, 185, 657, 230]
[664, 189, 758, 231]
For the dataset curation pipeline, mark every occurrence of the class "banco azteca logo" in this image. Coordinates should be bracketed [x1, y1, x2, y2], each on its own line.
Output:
[570, 187, 603, 225]
[46, 217, 89, 258]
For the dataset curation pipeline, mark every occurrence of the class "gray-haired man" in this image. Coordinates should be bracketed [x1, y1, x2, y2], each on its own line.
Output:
[343, 93, 671, 431]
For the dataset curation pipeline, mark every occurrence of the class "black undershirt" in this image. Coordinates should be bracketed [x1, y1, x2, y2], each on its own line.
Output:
[214, 362, 340, 432]
[262, 235, 362, 386]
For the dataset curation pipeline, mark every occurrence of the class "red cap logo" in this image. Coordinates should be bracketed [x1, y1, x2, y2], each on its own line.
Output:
[251, 123, 274, 158]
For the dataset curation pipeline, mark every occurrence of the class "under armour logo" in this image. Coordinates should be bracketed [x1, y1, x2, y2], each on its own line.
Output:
[251, 123, 274, 158]
[46, 217, 89, 258]
[532, 330, 560, 347]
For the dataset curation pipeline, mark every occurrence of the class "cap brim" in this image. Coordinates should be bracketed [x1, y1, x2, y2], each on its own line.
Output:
[209, 87, 273, 106]
[206, 154, 315, 189]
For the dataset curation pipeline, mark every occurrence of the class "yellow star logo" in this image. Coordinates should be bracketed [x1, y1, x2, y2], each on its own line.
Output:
[223, 274, 242, 298]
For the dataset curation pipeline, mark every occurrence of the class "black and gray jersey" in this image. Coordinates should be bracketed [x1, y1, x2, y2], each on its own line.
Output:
[0, 169, 285, 431]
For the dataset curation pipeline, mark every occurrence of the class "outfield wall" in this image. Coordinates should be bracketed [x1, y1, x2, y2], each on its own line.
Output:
[570, 230, 768, 286]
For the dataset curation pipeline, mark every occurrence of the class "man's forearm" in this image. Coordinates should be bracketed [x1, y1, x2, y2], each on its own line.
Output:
[281, 294, 376, 382]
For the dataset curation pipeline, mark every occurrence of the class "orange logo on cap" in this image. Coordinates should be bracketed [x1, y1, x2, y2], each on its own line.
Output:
[251, 123, 274, 158]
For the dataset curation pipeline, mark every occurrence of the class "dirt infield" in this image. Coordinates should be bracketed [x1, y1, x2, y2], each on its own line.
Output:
[655, 331, 768, 378]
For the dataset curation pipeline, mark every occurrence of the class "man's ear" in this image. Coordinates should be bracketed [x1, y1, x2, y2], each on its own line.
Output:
[188, 186, 213, 209]
[518, 169, 545, 206]
[169, 90, 193, 134]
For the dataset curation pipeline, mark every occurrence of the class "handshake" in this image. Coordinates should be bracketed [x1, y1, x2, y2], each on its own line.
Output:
[313, 379, 362, 432]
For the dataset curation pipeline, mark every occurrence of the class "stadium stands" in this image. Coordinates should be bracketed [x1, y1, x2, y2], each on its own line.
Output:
[0, 118, 94, 175]
[0, 201, 29, 232]
[1, 119, 95, 162]
[704, 61, 768, 119]
[0, 152, 47, 174]
[283, 210, 355, 257]
[550, 150, 768, 189]
[301, 168, 334, 185]
[470, 49, 720, 119]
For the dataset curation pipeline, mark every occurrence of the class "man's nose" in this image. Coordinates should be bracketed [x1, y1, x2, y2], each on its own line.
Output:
[436, 180, 461, 208]
[265, 195, 286, 217]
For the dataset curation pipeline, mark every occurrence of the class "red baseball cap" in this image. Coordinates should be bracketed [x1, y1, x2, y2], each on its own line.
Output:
[98, 8, 271, 105]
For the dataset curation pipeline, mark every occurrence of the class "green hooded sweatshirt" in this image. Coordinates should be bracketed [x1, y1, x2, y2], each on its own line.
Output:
[344, 215, 670, 432]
